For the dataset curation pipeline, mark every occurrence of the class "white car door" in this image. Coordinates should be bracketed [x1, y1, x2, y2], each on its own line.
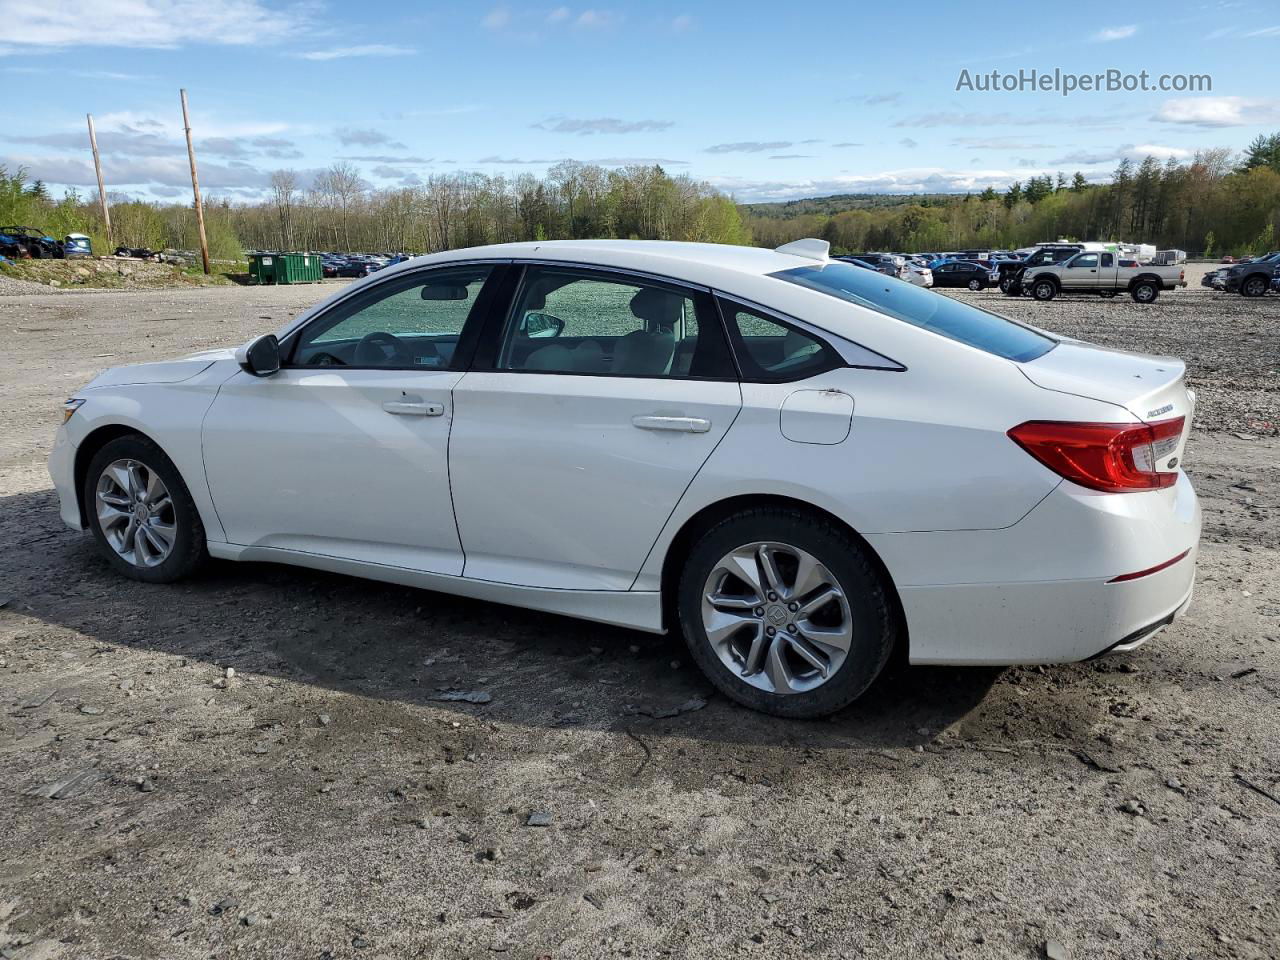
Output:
[202, 264, 501, 574]
[449, 265, 742, 590]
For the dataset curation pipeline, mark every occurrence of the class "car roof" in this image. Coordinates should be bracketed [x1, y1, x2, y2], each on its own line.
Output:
[411, 239, 826, 284]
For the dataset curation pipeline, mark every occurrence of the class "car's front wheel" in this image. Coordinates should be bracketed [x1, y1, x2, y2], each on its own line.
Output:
[678, 508, 897, 718]
[84, 434, 206, 583]
[1031, 279, 1057, 301]
[967, 278, 984, 291]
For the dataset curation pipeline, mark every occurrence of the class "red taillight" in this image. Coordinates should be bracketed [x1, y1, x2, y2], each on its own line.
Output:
[1007, 417, 1184, 493]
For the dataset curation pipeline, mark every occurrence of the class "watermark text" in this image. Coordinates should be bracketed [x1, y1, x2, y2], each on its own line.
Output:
[956, 68, 1211, 96]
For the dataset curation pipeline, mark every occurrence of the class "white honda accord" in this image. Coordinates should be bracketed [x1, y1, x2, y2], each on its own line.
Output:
[48, 238, 1201, 717]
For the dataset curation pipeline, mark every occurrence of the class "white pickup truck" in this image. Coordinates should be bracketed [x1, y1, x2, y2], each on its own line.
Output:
[1021, 251, 1186, 303]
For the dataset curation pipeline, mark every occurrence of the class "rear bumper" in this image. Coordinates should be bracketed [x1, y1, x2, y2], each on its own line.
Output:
[869, 472, 1201, 665]
[898, 551, 1196, 664]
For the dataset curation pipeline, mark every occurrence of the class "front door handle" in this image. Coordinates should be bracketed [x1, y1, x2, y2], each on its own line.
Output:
[632, 415, 711, 434]
[382, 400, 444, 417]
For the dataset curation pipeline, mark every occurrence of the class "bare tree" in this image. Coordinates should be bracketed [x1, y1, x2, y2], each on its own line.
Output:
[269, 169, 298, 250]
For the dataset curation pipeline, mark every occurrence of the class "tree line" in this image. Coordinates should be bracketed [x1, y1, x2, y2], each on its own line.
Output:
[3, 132, 1279, 261]
[751, 138, 1280, 256]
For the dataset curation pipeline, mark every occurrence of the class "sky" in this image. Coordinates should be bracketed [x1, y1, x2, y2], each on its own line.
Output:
[1, 0, 1278, 204]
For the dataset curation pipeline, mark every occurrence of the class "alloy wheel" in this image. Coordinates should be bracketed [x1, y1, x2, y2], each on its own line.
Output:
[95, 458, 176, 568]
[700, 541, 853, 696]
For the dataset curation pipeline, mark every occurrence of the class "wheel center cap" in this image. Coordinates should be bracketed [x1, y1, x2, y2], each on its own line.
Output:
[134, 504, 149, 521]
[766, 604, 789, 626]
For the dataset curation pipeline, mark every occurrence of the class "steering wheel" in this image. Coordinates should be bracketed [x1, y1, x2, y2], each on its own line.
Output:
[353, 331, 413, 366]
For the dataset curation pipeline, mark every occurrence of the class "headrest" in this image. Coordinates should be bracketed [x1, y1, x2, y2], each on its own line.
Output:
[629, 288, 683, 331]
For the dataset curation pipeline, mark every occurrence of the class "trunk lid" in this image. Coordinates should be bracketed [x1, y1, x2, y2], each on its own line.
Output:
[1020, 341, 1194, 472]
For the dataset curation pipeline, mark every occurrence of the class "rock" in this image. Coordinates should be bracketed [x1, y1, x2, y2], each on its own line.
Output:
[352, 936, 370, 949]
[317, 713, 332, 726]
[243, 913, 259, 926]
[209, 897, 240, 916]
[484, 847, 504, 862]
[286, 865, 301, 875]
[1045, 940, 1069, 960]
[118, 678, 134, 691]
[48, 279, 61, 287]
[526, 812, 553, 827]
[78, 705, 104, 715]
[225, 667, 236, 679]
[428, 691, 492, 704]
[1119, 799, 1143, 816]
[138, 777, 155, 793]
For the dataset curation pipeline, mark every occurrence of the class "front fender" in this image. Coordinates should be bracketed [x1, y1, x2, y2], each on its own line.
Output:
[66, 366, 236, 543]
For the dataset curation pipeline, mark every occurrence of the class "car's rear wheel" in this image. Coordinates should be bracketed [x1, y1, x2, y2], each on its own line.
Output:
[84, 434, 206, 583]
[1031, 280, 1057, 301]
[1131, 281, 1158, 303]
[1241, 276, 1268, 297]
[677, 508, 897, 718]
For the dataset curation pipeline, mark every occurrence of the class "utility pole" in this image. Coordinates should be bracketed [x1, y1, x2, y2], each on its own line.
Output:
[179, 88, 210, 275]
[85, 113, 112, 248]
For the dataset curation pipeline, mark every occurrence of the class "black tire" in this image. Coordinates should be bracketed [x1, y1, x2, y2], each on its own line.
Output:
[677, 507, 897, 718]
[1031, 279, 1057, 301]
[999, 276, 1013, 294]
[1099, 290, 1116, 299]
[83, 434, 207, 583]
[1241, 275, 1268, 298]
[967, 278, 984, 291]
[1130, 281, 1159, 303]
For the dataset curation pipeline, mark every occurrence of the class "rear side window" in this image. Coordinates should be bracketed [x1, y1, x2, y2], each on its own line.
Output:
[720, 301, 838, 381]
[771, 261, 1055, 363]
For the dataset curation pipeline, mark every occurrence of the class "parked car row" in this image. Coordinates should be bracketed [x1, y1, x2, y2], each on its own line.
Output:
[1202, 251, 1280, 296]
[0, 226, 80, 259]
[319, 253, 413, 278]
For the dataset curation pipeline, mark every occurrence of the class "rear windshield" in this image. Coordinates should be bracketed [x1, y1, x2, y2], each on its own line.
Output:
[770, 261, 1056, 363]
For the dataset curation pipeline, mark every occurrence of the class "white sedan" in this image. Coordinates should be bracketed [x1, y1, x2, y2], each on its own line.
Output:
[49, 238, 1201, 717]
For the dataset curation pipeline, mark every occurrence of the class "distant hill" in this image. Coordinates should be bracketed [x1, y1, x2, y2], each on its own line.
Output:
[741, 193, 962, 219]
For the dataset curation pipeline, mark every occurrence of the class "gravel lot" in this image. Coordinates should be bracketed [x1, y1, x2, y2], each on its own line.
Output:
[1, 272, 1277, 960]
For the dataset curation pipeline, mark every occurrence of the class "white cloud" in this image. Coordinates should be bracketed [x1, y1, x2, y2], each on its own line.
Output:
[575, 9, 619, 28]
[482, 7, 512, 29]
[547, 6, 570, 22]
[295, 44, 415, 61]
[1155, 96, 1280, 127]
[533, 116, 674, 135]
[1093, 24, 1138, 41]
[670, 13, 693, 32]
[0, 0, 302, 50]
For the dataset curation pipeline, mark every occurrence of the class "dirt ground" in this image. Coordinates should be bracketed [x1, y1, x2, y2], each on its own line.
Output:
[1, 269, 1277, 960]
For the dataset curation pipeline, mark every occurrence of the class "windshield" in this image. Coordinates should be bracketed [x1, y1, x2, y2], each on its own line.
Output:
[770, 261, 1056, 363]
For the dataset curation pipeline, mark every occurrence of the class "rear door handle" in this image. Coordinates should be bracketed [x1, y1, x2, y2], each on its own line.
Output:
[382, 400, 444, 417]
[632, 415, 711, 433]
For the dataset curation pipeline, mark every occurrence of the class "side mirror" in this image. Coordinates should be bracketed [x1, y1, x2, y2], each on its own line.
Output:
[236, 334, 281, 377]
[523, 312, 565, 338]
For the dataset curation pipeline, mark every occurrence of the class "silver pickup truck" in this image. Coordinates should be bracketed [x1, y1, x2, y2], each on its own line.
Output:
[1021, 251, 1186, 303]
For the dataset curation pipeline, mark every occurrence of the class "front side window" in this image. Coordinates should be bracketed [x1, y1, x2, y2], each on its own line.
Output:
[291, 266, 492, 369]
[721, 301, 838, 381]
[1071, 254, 1099, 269]
[771, 261, 1055, 363]
[498, 267, 732, 378]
